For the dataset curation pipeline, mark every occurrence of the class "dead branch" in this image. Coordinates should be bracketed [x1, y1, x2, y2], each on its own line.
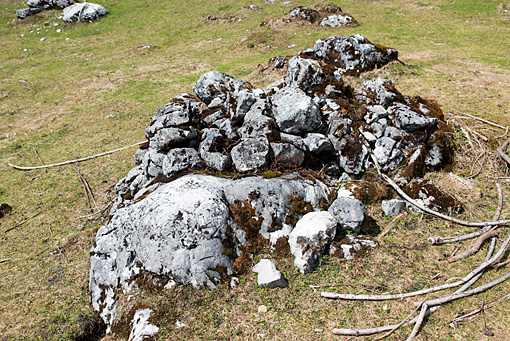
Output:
[448, 230, 499, 263]
[0, 258, 11, 264]
[498, 138, 510, 166]
[8, 141, 146, 170]
[380, 174, 510, 228]
[449, 293, 510, 325]
[4, 197, 59, 233]
[495, 126, 509, 139]
[428, 182, 503, 245]
[74, 165, 93, 212]
[378, 212, 407, 239]
[451, 113, 508, 130]
[322, 234, 510, 301]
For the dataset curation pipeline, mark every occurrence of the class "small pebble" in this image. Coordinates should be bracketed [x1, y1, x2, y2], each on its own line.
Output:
[258, 305, 268, 313]
[23, 48, 27, 51]
[56, 29, 61, 33]
[314, 328, 323, 332]
[66, 38, 70, 41]
[20, 34, 24, 37]
[40, 37, 45, 42]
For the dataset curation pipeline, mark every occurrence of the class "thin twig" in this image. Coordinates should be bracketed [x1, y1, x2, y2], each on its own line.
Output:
[379, 212, 407, 239]
[4, 197, 59, 233]
[452, 113, 508, 130]
[8, 141, 146, 170]
[32, 147, 44, 166]
[0, 258, 11, 264]
[74, 165, 93, 212]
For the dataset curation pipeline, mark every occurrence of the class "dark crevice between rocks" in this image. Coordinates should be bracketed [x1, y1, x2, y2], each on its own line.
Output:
[72, 313, 106, 341]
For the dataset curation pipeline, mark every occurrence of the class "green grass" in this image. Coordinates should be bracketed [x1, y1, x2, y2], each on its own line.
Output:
[0, 0, 509, 340]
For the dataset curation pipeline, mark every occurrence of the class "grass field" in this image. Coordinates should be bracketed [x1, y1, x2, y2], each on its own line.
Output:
[1, 0, 509, 340]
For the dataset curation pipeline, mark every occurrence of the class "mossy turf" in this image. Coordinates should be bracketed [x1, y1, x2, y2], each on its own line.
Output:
[0, 0, 509, 340]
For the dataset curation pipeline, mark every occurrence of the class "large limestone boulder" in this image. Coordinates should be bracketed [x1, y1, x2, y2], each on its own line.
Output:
[63, 2, 108, 22]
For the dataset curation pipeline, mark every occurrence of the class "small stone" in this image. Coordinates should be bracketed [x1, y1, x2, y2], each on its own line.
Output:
[328, 196, 366, 233]
[0, 203, 12, 219]
[258, 305, 268, 313]
[65, 38, 70, 41]
[56, 29, 61, 33]
[253, 259, 288, 288]
[382, 199, 406, 216]
[231, 137, 270, 172]
[40, 37, 45, 41]
[176, 320, 186, 328]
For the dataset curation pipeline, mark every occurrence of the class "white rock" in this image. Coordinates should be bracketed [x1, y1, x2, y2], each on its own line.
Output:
[40, 37, 45, 41]
[253, 259, 288, 288]
[382, 199, 406, 216]
[128, 309, 159, 341]
[289, 211, 337, 274]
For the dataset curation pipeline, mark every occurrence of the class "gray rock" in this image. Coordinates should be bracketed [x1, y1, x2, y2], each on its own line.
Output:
[253, 259, 288, 288]
[63, 2, 108, 22]
[279, 133, 307, 151]
[289, 7, 321, 23]
[331, 235, 377, 260]
[16, 7, 42, 19]
[328, 196, 366, 233]
[90, 174, 329, 326]
[193, 70, 253, 107]
[128, 309, 159, 341]
[149, 127, 199, 152]
[364, 105, 388, 124]
[27, 0, 52, 9]
[390, 103, 438, 132]
[289, 211, 337, 274]
[142, 149, 165, 178]
[382, 199, 406, 216]
[200, 151, 231, 172]
[238, 111, 278, 140]
[271, 142, 305, 168]
[271, 87, 324, 134]
[146, 94, 203, 138]
[199, 128, 231, 171]
[329, 135, 367, 174]
[55, 0, 76, 9]
[231, 137, 270, 172]
[284, 56, 325, 94]
[320, 14, 356, 27]
[303, 133, 332, 154]
[311, 35, 398, 76]
[134, 148, 148, 166]
[384, 126, 409, 140]
[373, 136, 404, 171]
[162, 148, 204, 176]
[361, 78, 399, 108]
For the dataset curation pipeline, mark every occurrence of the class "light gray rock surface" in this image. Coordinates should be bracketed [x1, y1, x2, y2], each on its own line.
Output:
[63, 2, 108, 22]
[320, 14, 356, 27]
[16, 7, 42, 19]
[331, 235, 377, 260]
[90, 174, 329, 325]
[271, 142, 305, 168]
[231, 137, 271, 172]
[128, 309, 159, 341]
[289, 211, 337, 274]
[253, 259, 288, 288]
[382, 199, 406, 216]
[328, 196, 366, 233]
[271, 87, 324, 134]
[162, 148, 204, 176]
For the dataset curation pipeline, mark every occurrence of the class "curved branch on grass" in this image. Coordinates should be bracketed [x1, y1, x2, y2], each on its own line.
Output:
[447, 230, 499, 263]
[380, 174, 510, 228]
[428, 182, 503, 245]
[8, 141, 146, 171]
[498, 138, 510, 166]
[322, 235, 510, 301]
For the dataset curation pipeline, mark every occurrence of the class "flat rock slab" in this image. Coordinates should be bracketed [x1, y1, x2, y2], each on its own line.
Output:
[328, 196, 366, 233]
[63, 2, 108, 22]
[253, 259, 288, 288]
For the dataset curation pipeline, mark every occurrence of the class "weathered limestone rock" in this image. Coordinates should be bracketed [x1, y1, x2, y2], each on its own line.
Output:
[328, 196, 366, 233]
[63, 2, 108, 22]
[162, 148, 204, 176]
[303, 133, 332, 154]
[16, 7, 42, 19]
[90, 174, 329, 326]
[320, 14, 357, 27]
[253, 259, 288, 288]
[289, 211, 337, 274]
[404, 179, 463, 215]
[149, 127, 199, 152]
[271, 87, 324, 134]
[330, 235, 377, 260]
[310, 35, 398, 76]
[128, 309, 159, 341]
[231, 137, 270, 172]
[271, 142, 305, 168]
[382, 199, 406, 216]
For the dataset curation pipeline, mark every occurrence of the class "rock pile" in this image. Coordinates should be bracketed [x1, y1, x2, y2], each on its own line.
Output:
[262, 3, 358, 28]
[16, 0, 108, 22]
[90, 34, 455, 329]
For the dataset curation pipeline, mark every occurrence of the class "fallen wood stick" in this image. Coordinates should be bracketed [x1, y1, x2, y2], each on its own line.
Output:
[380, 174, 510, 228]
[448, 293, 510, 325]
[8, 141, 146, 170]
[428, 183, 503, 245]
[0, 258, 11, 264]
[378, 212, 407, 239]
[448, 230, 499, 263]
[322, 234, 510, 301]
[451, 113, 508, 130]
[4, 197, 59, 233]
[498, 138, 510, 166]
